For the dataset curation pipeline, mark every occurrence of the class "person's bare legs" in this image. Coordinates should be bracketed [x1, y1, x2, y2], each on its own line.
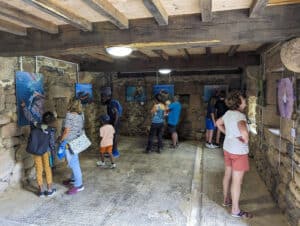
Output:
[231, 170, 245, 214]
[216, 129, 221, 145]
[108, 153, 114, 164]
[208, 130, 213, 143]
[223, 166, 232, 204]
[171, 132, 178, 146]
[100, 153, 105, 162]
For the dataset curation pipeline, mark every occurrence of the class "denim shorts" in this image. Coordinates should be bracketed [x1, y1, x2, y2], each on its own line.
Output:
[205, 118, 215, 130]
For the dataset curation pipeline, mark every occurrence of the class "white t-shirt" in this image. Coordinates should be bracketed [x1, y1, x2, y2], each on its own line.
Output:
[222, 110, 249, 155]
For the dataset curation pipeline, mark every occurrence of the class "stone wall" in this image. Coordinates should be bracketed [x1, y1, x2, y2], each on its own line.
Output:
[0, 56, 78, 192]
[0, 56, 241, 192]
[0, 57, 23, 192]
[247, 45, 300, 226]
[80, 71, 241, 144]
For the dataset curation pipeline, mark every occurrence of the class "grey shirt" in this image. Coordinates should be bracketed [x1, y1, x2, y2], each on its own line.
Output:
[64, 112, 84, 142]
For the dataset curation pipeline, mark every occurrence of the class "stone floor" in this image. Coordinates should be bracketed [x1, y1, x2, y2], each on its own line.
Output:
[0, 136, 289, 226]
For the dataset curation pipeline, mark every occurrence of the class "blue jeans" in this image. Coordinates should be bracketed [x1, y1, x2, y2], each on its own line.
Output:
[146, 122, 164, 151]
[65, 149, 83, 187]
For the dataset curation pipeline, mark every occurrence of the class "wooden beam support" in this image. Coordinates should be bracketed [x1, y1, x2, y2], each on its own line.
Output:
[205, 47, 211, 55]
[201, 0, 212, 22]
[0, 6, 300, 56]
[143, 0, 168, 25]
[80, 52, 260, 72]
[22, 0, 92, 31]
[0, 2, 58, 34]
[0, 18, 27, 36]
[228, 45, 240, 56]
[250, 0, 268, 18]
[178, 49, 191, 61]
[152, 49, 169, 60]
[89, 53, 114, 63]
[131, 51, 151, 61]
[256, 42, 282, 54]
[82, 0, 128, 29]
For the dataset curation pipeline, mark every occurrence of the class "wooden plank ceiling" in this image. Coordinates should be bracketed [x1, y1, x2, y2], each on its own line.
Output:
[0, 0, 299, 72]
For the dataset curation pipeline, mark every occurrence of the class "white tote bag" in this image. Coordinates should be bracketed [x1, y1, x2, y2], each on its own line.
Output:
[69, 131, 91, 154]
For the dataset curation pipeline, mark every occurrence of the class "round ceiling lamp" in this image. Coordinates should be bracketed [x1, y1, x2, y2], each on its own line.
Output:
[158, 68, 171, 74]
[106, 46, 132, 57]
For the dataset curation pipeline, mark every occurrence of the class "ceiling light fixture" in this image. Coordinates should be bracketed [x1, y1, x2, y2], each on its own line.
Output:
[106, 46, 132, 57]
[158, 69, 171, 74]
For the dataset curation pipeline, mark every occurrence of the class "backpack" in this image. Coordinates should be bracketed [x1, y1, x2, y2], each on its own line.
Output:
[26, 127, 50, 156]
[111, 99, 123, 117]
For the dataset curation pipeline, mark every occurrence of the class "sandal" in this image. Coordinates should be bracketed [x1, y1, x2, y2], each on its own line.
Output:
[222, 200, 232, 207]
[222, 198, 232, 207]
[231, 210, 253, 218]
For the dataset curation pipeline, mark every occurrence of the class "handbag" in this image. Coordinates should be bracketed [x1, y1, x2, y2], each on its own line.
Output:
[68, 131, 91, 154]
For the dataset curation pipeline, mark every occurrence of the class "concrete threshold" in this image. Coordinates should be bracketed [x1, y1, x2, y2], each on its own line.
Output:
[187, 146, 203, 226]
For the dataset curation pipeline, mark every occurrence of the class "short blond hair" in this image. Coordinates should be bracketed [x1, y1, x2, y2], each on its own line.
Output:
[68, 99, 82, 113]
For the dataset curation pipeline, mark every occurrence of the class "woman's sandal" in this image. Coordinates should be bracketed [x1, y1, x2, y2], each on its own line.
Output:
[231, 210, 253, 219]
[222, 200, 232, 207]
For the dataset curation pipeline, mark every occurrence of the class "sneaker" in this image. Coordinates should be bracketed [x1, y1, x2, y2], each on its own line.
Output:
[110, 163, 116, 169]
[45, 188, 56, 197]
[37, 191, 45, 197]
[112, 149, 120, 158]
[96, 161, 106, 167]
[67, 185, 85, 195]
[214, 143, 220, 148]
[62, 179, 75, 186]
[206, 143, 217, 149]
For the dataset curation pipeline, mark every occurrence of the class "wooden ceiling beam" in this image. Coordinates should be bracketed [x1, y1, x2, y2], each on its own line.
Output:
[22, 0, 92, 31]
[0, 6, 300, 56]
[249, 0, 268, 18]
[0, 18, 27, 36]
[178, 49, 191, 61]
[205, 47, 211, 55]
[0, 2, 58, 34]
[82, 0, 128, 29]
[143, 0, 168, 25]
[201, 0, 212, 22]
[228, 45, 240, 56]
[131, 51, 151, 61]
[80, 52, 260, 72]
[152, 49, 169, 60]
[88, 53, 114, 63]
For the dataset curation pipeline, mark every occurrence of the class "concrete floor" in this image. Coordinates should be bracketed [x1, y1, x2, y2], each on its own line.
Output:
[0, 136, 289, 226]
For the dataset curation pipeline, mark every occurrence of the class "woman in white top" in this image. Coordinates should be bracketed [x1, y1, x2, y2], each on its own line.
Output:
[216, 90, 253, 218]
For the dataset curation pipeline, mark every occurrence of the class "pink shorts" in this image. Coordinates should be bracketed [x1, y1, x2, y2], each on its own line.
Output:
[224, 150, 249, 171]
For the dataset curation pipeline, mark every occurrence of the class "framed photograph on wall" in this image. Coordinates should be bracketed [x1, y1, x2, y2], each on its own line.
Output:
[126, 86, 146, 102]
[16, 71, 44, 126]
[75, 83, 93, 105]
[203, 85, 228, 102]
[153, 84, 174, 100]
[277, 77, 294, 119]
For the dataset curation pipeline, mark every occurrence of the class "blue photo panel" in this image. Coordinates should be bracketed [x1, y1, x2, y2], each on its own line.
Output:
[75, 83, 93, 105]
[126, 86, 146, 102]
[203, 85, 228, 102]
[16, 71, 44, 126]
[153, 84, 174, 99]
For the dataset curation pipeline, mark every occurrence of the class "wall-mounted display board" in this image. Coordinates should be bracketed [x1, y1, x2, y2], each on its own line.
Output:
[16, 71, 44, 126]
[277, 77, 294, 119]
[126, 86, 146, 103]
[75, 83, 93, 105]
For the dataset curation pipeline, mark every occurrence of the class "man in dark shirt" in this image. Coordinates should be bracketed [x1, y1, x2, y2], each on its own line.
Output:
[214, 91, 228, 147]
[101, 87, 122, 158]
